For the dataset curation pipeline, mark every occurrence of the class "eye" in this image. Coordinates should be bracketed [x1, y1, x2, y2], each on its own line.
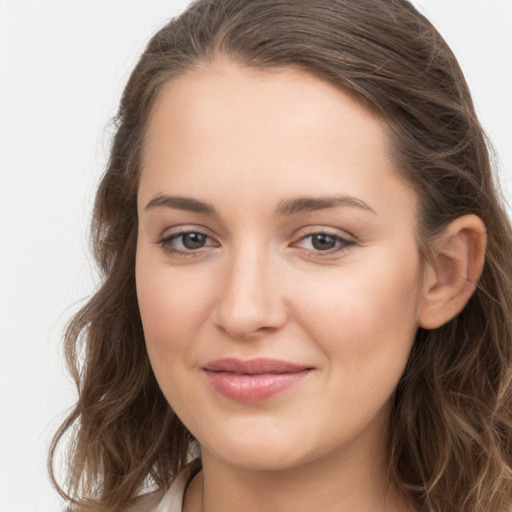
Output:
[177, 232, 208, 250]
[159, 230, 218, 255]
[305, 233, 339, 251]
[294, 231, 354, 255]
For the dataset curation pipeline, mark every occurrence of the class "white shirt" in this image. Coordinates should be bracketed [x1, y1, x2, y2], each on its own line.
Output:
[152, 461, 201, 512]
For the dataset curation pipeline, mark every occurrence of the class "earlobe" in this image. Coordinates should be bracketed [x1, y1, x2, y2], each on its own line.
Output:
[418, 215, 487, 330]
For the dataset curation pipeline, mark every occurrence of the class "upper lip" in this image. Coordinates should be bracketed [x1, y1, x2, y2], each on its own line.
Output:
[203, 357, 312, 375]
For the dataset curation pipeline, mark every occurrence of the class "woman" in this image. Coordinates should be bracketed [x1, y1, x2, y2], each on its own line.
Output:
[49, 1, 512, 511]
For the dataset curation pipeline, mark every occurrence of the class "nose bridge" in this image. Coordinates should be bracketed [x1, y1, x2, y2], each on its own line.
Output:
[214, 239, 286, 338]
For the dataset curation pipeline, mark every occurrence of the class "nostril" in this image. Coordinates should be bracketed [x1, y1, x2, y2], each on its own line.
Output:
[213, 308, 286, 340]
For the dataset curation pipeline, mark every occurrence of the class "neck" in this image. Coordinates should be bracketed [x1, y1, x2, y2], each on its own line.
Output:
[183, 430, 411, 512]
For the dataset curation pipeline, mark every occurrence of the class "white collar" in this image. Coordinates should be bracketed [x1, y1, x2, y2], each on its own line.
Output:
[154, 460, 201, 512]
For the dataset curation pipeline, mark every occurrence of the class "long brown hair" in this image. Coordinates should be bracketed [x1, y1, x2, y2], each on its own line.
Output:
[49, 1, 512, 510]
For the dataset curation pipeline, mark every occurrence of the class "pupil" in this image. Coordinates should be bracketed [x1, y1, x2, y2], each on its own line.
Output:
[183, 233, 206, 249]
[312, 234, 336, 251]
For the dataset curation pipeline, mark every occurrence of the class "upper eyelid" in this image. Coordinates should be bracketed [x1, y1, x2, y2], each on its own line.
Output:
[158, 226, 354, 239]
[160, 231, 218, 247]
[293, 225, 356, 240]
[160, 224, 216, 239]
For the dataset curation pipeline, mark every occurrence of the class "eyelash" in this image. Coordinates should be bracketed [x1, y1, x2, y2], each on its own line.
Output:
[158, 230, 218, 257]
[294, 231, 355, 257]
[158, 230, 355, 258]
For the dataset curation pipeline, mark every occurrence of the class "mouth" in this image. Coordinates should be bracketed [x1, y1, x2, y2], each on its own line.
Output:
[202, 358, 313, 403]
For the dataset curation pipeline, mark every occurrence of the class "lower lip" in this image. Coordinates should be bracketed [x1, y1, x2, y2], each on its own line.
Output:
[204, 370, 311, 403]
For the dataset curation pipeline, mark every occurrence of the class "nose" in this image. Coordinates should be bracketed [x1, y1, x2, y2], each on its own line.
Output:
[212, 245, 288, 340]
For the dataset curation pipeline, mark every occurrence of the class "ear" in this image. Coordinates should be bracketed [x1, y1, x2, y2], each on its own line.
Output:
[418, 215, 487, 330]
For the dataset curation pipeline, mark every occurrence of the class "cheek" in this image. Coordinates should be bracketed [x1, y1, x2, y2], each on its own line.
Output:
[292, 248, 423, 381]
[135, 256, 212, 362]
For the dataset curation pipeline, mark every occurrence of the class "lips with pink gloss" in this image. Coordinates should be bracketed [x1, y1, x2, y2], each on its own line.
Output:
[202, 358, 313, 403]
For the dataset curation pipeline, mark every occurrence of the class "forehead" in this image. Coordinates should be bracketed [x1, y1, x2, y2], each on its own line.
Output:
[143, 57, 387, 163]
[139, 58, 414, 220]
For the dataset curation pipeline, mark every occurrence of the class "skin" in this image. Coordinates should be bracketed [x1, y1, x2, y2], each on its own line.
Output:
[135, 58, 465, 512]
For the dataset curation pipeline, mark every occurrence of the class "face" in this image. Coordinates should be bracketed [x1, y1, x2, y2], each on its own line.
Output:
[136, 58, 427, 472]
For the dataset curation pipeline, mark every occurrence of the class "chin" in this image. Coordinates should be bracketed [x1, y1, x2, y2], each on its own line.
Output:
[198, 420, 332, 473]
[207, 442, 306, 472]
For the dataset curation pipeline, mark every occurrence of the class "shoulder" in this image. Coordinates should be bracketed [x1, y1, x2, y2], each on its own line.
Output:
[125, 490, 165, 512]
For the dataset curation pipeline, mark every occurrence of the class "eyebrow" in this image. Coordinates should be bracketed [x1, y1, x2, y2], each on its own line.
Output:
[144, 195, 217, 215]
[144, 194, 376, 217]
[276, 195, 376, 216]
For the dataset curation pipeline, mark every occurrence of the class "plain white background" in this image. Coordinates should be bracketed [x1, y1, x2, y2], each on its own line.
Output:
[0, 1, 510, 511]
